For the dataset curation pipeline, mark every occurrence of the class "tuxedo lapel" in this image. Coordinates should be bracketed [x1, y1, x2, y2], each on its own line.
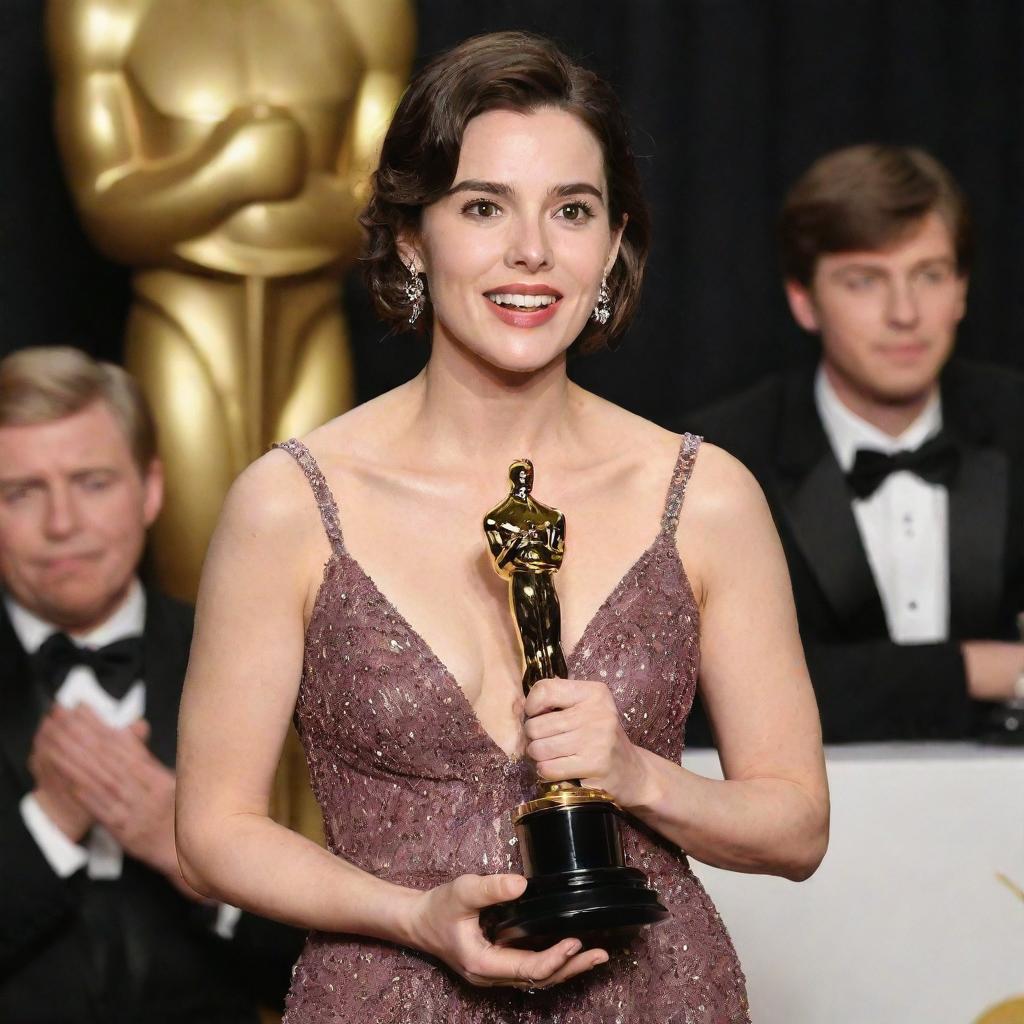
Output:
[941, 367, 1011, 637]
[947, 443, 1008, 636]
[774, 368, 888, 635]
[140, 590, 192, 769]
[0, 605, 45, 792]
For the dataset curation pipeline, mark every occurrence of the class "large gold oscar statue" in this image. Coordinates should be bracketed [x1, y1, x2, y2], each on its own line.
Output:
[47, 0, 414, 600]
[46, 9, 414, 978]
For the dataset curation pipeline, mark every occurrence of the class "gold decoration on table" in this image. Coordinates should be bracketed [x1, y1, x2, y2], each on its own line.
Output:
[973, 874, 1024, 1024]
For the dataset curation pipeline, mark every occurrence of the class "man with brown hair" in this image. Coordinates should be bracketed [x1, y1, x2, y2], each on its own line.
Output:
[0, 347, 301, 1022]
[684, 144, 1024, 743]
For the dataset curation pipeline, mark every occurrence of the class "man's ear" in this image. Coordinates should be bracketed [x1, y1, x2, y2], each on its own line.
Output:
[141, 458, 164, 529]
[784, 278, 821, 333]
[954, 273, 969, 324]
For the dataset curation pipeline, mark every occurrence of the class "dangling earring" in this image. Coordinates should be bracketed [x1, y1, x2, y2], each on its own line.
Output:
[592, 275, 611, 325]
[405, 260, 425, 324]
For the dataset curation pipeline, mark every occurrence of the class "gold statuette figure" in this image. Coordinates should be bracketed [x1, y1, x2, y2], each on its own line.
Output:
[48, 0, 415, 600]
[484, 459, 569, 688]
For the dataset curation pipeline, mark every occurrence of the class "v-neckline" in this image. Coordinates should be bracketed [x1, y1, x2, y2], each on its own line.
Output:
[288, 433, 696, 764]
[322, 531, 677, 764]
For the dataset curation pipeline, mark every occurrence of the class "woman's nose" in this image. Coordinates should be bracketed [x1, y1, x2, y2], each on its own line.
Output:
[504, 216, 552, 273]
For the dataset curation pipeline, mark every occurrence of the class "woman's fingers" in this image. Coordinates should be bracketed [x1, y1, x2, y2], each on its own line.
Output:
[472, 937, 582, 987]
[523, 707, 575, 741]
[524, 679, 589, 718]
[534, 754, 583, 783]
[526, 729, 581, 763]
[453, 873, 527, 913]
[528, 947, 609, 989]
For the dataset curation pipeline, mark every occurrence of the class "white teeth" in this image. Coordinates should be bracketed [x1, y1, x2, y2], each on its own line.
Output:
[485, 292, 558, 308]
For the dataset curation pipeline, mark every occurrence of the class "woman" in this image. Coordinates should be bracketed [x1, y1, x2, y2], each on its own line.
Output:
[176, 31, 829, 1024]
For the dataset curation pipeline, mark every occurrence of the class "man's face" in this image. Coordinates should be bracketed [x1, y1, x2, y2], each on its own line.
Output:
[785, 212, 967, 405]
[0, 401, 162, 631]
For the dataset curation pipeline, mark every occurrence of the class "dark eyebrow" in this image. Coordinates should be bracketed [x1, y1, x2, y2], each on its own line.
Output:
[445, 179, 514, 198]
[551, 182, 605, 203]
[445, 180, 606, 203]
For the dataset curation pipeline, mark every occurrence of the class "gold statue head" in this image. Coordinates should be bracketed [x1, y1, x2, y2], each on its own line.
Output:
[509, 459, 534, 496]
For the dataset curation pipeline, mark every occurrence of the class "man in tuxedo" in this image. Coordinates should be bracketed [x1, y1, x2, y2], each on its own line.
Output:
[0, 346, 303, 1022]
[683, 144, 1024, 744]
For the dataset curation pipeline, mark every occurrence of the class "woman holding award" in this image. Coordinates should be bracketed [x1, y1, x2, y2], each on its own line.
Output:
[176, 31, 828, 1023]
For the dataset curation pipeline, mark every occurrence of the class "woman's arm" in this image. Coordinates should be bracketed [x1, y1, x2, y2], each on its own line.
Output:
[175, 450, 606, 988]
[524, 444, 829, 881]
[174, 452, 416, 934]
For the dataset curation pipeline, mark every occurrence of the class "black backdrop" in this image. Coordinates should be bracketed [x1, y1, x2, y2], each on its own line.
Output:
[3, 0, 1023, 424]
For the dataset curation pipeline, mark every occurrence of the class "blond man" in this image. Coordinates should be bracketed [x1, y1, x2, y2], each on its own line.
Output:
[0, 347, 301, 1023]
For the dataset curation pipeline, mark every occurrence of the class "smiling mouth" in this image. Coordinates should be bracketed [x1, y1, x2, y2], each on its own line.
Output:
[484, 291, 561, 312]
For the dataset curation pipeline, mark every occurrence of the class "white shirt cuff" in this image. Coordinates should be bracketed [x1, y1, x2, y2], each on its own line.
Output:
[86, 824, 124, 879]
[213, 903, 243, 939]
[20, 793, 89, 878]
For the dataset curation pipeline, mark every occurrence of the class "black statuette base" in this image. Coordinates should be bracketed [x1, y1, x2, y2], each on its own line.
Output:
[480, 802, 669, 950]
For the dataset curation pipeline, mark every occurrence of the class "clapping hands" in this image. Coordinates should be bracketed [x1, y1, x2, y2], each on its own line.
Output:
[29, 704, 199, 898]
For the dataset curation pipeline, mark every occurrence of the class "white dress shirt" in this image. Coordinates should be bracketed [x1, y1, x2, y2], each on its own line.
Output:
[815, 366, 950, 644]
[7, 584, 242, 937]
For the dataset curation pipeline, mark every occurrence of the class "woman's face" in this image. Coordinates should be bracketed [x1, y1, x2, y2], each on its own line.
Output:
[411, 106, 623, 374]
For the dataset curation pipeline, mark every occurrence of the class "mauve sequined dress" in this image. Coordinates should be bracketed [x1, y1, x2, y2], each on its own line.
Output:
[276, 434, 749, 1024]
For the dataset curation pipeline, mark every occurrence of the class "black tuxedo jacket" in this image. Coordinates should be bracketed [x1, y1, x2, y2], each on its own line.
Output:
[680, 360, 1024, 743]
[0, 589, 304, 1023]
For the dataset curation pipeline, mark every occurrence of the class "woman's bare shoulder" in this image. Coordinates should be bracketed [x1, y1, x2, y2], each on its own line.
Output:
[214, 446, 327, 553]
[678, 442, 780, 596]
[684, 440, 768, 522]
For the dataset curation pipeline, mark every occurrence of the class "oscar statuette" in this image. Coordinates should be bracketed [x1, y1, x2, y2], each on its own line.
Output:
[480, 460, 668, 949]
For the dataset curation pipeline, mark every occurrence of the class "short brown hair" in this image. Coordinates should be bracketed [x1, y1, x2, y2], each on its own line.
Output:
[0, 346, 157, 472]
[360, 31, 651, 353]
[779, 144, 972, 286]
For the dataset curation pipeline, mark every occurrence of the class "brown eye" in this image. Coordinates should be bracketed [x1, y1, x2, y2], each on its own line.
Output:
[556, 201, 595, 223]
[843, 272, 879, 290]
[464, 200, 500, 218]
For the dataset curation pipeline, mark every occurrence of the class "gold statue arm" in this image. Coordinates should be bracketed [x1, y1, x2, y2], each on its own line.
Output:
[486, 520, 566, 576]
[546, 514, 567, 558]
[334, 0, 416, 200]
[485, 522, 523, 572]
[47, 0, 308, 264]
[203, 0, 415, 260]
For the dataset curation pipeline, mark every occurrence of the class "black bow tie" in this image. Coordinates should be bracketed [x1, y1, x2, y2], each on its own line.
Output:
[846, 432, 961, 499]
[32, 632, 144, 701]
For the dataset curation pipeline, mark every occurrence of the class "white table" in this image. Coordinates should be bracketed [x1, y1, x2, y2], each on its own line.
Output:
[684, 744, 1024, 1024]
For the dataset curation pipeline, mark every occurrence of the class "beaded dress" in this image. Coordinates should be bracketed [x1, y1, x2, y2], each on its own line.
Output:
[276, 434, 749, 1024]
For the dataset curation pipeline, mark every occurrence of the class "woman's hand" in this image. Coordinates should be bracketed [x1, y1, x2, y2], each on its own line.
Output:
[523, 679, 651, 807]
[406, 873, 607, 990]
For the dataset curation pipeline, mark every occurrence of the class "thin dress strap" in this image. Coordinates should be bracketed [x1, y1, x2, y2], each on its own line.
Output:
[660, 432, 703, 536]
[273, 438, 344, 551]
